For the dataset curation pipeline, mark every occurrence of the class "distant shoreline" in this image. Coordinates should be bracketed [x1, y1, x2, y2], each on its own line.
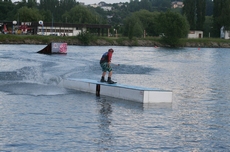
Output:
[1, 34, 230, 48]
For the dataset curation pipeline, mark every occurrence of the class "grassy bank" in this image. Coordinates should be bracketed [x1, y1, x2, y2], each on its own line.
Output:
[0, 34, 72, 44]
[1, 34, 230, 47]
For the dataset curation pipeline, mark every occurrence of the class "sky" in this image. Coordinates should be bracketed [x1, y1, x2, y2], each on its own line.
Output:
[12, 0, 130, 5]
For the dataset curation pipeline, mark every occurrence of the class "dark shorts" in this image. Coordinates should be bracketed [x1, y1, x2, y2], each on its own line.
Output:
[100, 62, 112, 72]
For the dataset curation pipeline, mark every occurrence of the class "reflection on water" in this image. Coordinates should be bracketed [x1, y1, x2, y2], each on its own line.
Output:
[0, 45, 230, 151]
[96, 98, 113, 151]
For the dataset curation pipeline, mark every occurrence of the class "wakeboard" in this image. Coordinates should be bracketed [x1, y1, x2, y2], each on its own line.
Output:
[108, 81, 117, 84]
[98, 81, 117, 84]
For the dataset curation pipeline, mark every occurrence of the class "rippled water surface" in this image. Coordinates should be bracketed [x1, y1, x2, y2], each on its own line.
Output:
[0, 45, 230, 151]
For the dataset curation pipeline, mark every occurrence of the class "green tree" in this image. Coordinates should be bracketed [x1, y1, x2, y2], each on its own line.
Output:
[85, 6, 106, 24]
[27, 0, 37, 8]
[133, 10, 159, 36]
[206, 0, 213, 16]
[39, 9, 52, 22]
[183, 0, 206, 30]
[17, 6, 43, 22]
[128, 0, 140, 12]
[0, 0, 14, 20]
[183, 0, 195, 30]
[39, 0, 60, 22]
[196, 0, 206, 30]
[123, 10, 160, 39]
[133, 21, 144, 37]
[213, 0, 230, 37]
[89, 6, 107, 24]
[63, 5, 97, 24]
[139, 0, 152, 11]
[150, 0, 171, 12]
[156, 11, 190, 47]
[123, 14, 143, 40]
[59, 0, 77, 22]
[203, 16, 213, 37]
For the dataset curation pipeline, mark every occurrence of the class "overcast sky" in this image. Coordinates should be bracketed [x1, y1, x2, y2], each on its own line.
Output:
[12, 0, 130, 5]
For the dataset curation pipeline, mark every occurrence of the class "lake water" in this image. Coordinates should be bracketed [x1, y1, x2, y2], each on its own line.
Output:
[0, 44, 229, 151]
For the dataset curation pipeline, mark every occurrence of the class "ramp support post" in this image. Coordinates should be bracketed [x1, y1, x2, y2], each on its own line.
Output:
[96, 84, 100, 96]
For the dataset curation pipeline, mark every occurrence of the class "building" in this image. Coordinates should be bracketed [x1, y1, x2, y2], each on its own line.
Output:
[171, 1, 184, 8]
[100, 6, 112, 11]
[220, 26, 230, 39]
[188, 31, 203, 39]
[88, 1, 113, 11]
[88, 3, 98, 8]
[0, 21, 111, 36]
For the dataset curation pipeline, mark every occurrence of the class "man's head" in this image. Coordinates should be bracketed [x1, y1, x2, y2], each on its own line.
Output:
[108, 48, 114, 53]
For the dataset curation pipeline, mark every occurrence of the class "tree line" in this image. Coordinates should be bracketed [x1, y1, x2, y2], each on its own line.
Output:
[0, 0, 229, 46]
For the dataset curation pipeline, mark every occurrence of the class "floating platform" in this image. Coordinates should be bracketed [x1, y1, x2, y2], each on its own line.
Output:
[61, 78, 172, 103]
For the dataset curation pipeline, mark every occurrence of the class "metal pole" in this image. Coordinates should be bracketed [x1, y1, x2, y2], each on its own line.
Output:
[52, 14, 53, 35]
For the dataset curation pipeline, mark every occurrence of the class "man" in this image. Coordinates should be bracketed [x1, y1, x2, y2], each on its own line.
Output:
[100, 48, 116, 84]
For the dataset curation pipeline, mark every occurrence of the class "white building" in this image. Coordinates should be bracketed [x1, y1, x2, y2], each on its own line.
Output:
[171, 1, 184, 8]
[188, 30, 203, 39]
[1, 21, 111, 37]
[220, 26, 230, 39]
[89, 3, 98, 8]
[37, 25, 84, 36]
[101, 6, 112, 11]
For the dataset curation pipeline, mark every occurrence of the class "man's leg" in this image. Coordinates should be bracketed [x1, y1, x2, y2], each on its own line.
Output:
[100, 63, 107, 82]
[108, 71, 112, 77]
[100, 71, 107, 82]
[107, 71, 115, 84]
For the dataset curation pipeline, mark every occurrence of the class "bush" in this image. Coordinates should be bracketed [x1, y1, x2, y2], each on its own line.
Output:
[77, 31, 93, 45]
[156, 11, 190, 47]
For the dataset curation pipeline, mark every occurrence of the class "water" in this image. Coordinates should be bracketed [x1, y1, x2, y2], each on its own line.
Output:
[0, 44, 230, 151]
